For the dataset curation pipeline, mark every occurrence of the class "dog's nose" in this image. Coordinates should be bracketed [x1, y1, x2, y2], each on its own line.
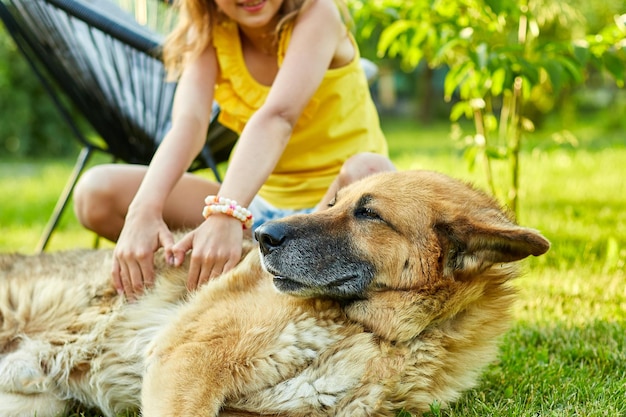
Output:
[255, 222, 287, 255]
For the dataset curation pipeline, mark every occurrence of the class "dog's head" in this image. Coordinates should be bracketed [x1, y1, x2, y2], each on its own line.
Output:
[256, 170, 549, 303]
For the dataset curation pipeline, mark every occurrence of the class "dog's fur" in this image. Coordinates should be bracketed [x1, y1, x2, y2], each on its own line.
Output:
[0, 170, 549, 417]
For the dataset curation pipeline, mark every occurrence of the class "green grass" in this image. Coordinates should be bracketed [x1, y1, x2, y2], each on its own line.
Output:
[1, 113, 625, 416]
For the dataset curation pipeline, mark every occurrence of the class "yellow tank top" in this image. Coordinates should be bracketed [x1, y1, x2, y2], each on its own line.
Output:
[212, 20, 388, 209]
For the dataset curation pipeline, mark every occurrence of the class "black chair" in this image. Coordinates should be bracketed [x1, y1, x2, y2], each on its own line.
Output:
[0, 0, 238, 252]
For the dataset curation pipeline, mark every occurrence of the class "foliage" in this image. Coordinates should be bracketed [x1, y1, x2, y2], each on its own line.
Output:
[0, 24, 81, 157]
[349, 0, 626, 215]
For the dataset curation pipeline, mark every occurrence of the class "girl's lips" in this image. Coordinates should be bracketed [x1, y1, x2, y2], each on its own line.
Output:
[238, 0, 266, 13]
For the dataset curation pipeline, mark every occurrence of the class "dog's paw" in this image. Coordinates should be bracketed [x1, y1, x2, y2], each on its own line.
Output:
[0, 392, 67, 417]
[0, 351, 49, 394]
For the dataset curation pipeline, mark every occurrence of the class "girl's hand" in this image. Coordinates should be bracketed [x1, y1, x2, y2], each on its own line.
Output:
[170, 214, 243, 291]
[112, 209, 175, 302]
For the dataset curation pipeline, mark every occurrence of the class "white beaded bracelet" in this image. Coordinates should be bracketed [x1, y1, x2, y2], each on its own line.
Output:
[202, 195, 254, 230]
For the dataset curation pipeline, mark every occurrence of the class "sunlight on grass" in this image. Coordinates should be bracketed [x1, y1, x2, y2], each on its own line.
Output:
[0, 158, 109, 252]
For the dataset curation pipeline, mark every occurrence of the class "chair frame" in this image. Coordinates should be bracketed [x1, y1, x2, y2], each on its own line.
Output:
[0, 0, 237, 252]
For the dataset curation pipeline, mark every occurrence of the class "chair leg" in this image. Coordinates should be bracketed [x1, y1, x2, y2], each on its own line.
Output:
[36, 146, 94, 253]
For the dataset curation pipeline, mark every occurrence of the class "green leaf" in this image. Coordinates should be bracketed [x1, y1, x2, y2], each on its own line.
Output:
[542, 59, 566, 93]
[603, 52, 626, 85]
[403, 22, 429, 68]
[556, 55, 584, 85]
[450, 101, 472, 121]
[573, 43, 590, 66]
[484, 113, 499, 133]
[444, 60, 473, 100]
[517, 59, 540, 85]
[377, 20, 415, 57]
[403, 47, 424, 69]
[485, 146, 507, 159]
[463, 146, 479, 171]
[484, 0, 506, 14]
[433, 38, 464, 67]
[491, 67, 507, 96]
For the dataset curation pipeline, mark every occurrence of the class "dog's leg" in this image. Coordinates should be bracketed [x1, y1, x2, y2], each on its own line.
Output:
[0, 338, 71, 416]
[140, 296, 334, 416]
[332, 384, 388, 417]
[0, 392, 67, 417]
[0, 340, 53, 392]
[142, 341, 228, 417]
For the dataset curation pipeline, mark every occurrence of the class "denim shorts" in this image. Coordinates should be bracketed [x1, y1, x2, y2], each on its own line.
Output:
[248, 195, 315, 230]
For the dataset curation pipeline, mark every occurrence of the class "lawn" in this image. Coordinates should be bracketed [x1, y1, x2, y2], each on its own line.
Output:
[1, 113, 625, 416]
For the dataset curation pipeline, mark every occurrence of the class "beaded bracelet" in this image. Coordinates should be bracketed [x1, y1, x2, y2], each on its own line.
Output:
[202, 195, 254, 230]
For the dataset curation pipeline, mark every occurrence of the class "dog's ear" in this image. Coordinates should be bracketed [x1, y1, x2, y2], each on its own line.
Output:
[435, 213, 550, 279]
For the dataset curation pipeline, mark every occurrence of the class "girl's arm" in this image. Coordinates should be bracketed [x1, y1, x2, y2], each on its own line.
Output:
[113, 45, 218, 300]
[221, 0, 351, 205]
[172, 0, 351, 289]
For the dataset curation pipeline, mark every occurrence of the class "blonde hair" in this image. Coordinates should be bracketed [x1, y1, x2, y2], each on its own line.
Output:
[162, 0, 349, 79]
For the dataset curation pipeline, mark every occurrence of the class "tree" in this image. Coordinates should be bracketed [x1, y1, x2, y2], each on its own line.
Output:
[349, 0, 626, 216]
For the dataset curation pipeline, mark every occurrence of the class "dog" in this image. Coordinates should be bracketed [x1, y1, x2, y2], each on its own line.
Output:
[0, 170, 550, 417]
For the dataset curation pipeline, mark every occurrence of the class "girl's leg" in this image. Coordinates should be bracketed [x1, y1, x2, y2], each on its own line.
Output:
[317, 152, 396, 210]
[73, 164, 219, 242]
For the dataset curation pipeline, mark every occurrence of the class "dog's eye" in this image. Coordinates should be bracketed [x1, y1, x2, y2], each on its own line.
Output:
[354, 206, 382, 221]
[327, 196, 336, 208]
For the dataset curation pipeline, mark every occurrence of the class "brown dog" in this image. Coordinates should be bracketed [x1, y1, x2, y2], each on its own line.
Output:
[0, 170, 549, 417]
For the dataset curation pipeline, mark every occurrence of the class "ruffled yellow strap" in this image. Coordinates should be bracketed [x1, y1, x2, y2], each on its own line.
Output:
[213, 20, 268, 133]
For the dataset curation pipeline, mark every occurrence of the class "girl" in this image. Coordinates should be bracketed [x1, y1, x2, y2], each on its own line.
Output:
[73, 0, 394, 301]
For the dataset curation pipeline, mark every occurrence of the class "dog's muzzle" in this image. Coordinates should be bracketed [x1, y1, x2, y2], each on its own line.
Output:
[255, 220, 375, 300]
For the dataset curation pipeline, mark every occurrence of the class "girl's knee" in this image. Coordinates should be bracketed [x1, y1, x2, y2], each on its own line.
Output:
[338, 153, 395, 187]
[73, 166, 119, 228]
